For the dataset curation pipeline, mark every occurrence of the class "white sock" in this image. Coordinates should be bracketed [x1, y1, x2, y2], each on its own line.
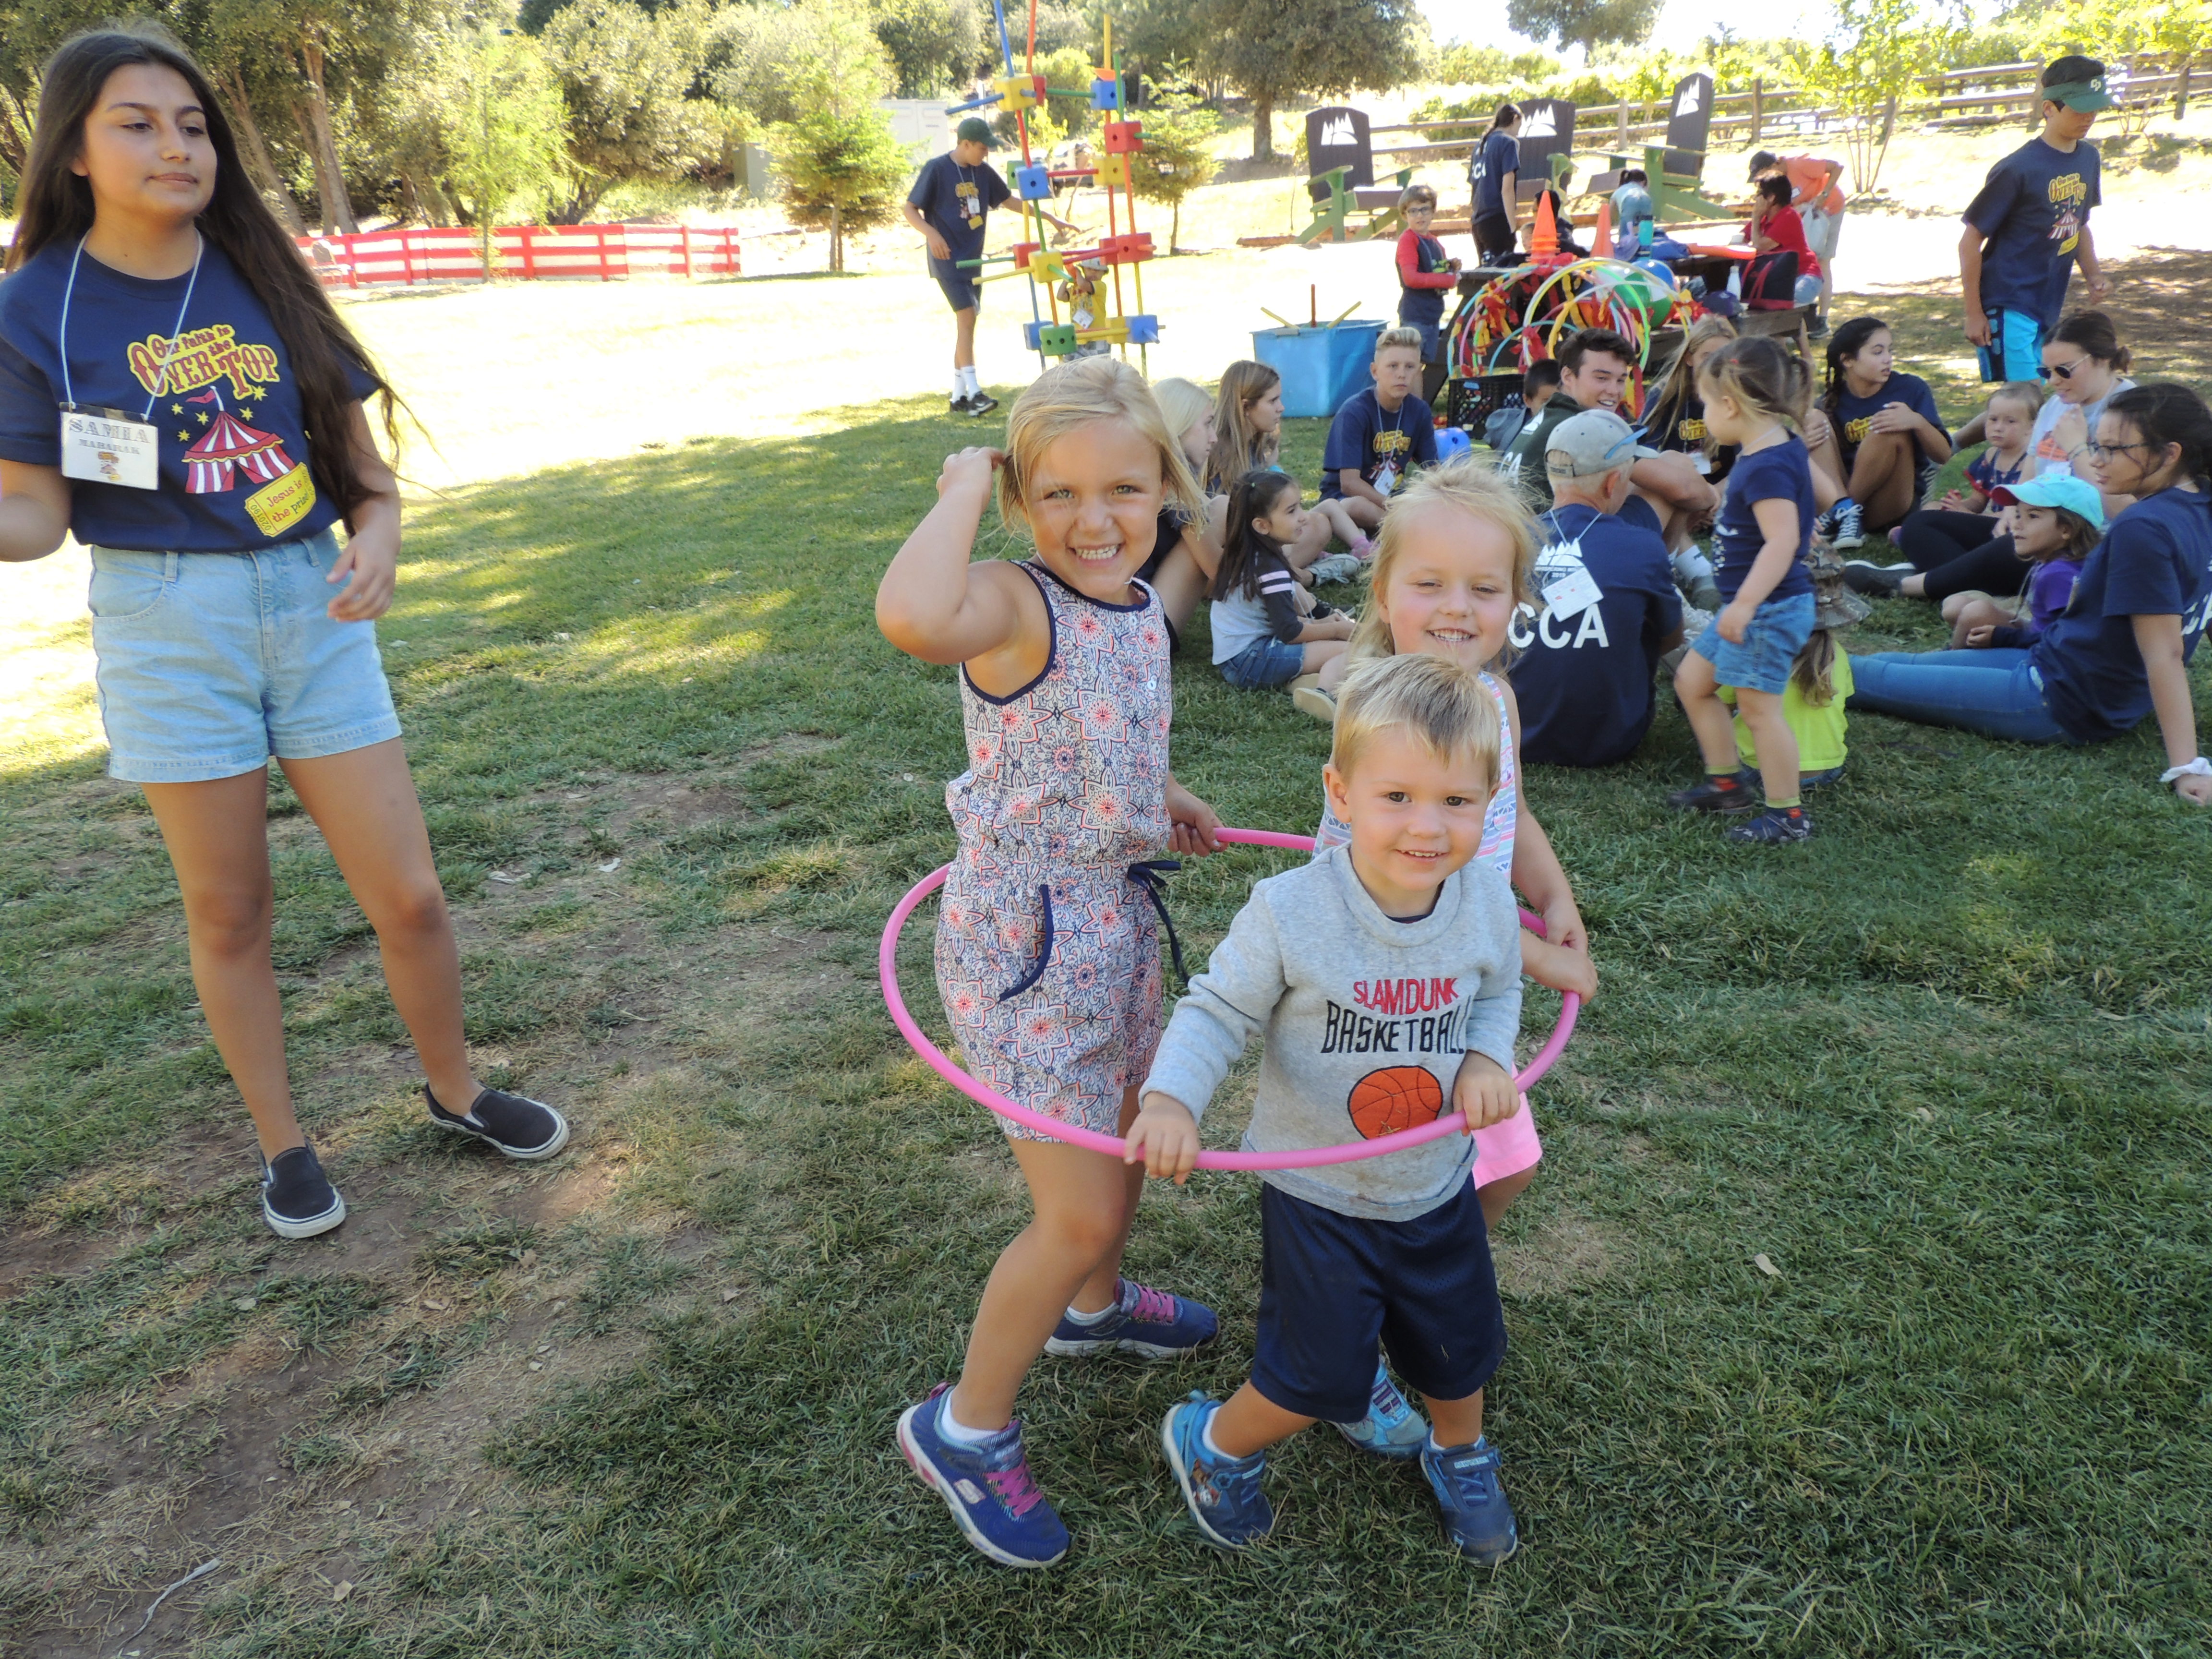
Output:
[937, 1396, 1000, 1447]
[1061, 1299, 1112, 1326]
[1200, 1418, 1236, 1461]
[960, 365, 980, 397]
[1429, 1431, 1487, 1453]
[952, 371, 970, 400]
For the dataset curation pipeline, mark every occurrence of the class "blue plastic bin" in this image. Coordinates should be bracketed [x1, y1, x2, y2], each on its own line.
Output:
[1251, 320, 1385, 419]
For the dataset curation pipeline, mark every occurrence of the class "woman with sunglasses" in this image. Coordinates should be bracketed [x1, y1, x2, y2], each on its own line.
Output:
[1846, 310, 2136, 603]
[1848, 383, 2212, 805]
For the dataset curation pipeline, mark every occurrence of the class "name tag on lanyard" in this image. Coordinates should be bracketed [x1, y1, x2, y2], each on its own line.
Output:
[60, 403, 161, 490]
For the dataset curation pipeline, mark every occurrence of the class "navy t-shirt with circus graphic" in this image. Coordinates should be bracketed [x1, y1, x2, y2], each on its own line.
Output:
[0, 239, 374, 553]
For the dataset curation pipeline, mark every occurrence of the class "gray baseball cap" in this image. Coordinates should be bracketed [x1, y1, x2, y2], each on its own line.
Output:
[1544, 408, 1657, 478]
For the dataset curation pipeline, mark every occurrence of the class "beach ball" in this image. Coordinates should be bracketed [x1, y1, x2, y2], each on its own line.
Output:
[1794, 273, 1822, 306]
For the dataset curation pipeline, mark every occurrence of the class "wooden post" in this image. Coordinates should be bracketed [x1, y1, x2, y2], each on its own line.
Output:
[2178, 55, 2193, 119]
[1751, 77, 1763, 144]
[1616, 97, 1628, 148]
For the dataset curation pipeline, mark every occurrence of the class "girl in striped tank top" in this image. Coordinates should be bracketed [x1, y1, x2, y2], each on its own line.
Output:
[1310, 458, 1601, 1461]
[876, 357, 1224, 1571]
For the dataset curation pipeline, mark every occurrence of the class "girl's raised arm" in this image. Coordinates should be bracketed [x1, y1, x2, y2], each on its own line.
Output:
[877, 446, 1038, 667]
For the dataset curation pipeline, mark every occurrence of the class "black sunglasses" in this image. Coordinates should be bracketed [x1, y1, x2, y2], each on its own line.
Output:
[2042, 356, 2090, 381]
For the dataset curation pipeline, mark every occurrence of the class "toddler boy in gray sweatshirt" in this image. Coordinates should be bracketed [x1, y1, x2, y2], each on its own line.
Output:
[1127, 653, 1527, 1564]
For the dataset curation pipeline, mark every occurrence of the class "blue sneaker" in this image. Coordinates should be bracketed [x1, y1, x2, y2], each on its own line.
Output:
[1160, 1392, 1273, 1550]
[1333, 1360, 1429, 1461]
[896, 1384, 1069, 1569]
[1043, 1277, 1217, 1358]
[1421, 1436, 1518, 1564]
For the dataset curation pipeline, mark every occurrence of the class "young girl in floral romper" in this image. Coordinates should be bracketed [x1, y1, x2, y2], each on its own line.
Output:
[876, 356, 1224, 1569]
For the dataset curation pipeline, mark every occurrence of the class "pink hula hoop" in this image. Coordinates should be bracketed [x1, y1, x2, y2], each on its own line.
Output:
[878, 827, 1580, 1171]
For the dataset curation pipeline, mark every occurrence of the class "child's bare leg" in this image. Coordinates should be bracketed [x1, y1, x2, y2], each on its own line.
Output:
[1206, 1382, 1316, 1459]
[1735, 686, 1800, 803]
[1286, 511, 1332, 572]
[950, 1090, 1144, 1431]
[1339, 495, 1384, 532]
[1303, 639, 1349, 690]
[1949, 595, 2008, 648]
[1476, 1167, 1536, 1228]
[1847, 430, 1919, 529]
[1425, 1387, 1486, 1447]
[1314, 497, 1371, 551]
[1673, 651, 1742, 776]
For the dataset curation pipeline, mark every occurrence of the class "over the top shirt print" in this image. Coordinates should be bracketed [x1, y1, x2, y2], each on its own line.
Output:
[138, 320, 315, 537]
[2046, 169, 2089, 258]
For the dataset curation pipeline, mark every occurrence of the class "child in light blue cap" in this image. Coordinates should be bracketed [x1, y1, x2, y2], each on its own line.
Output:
[1947, 474, 2106, 649]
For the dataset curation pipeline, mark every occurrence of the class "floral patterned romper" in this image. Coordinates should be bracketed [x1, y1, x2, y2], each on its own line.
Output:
[935, 563, 1176, 1140]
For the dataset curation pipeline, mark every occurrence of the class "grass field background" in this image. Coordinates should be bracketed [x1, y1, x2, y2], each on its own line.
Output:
[1, 276, 2209, 1657]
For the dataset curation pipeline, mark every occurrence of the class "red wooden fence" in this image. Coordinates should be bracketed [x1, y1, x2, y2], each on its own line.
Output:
[295, 224, 743, 289]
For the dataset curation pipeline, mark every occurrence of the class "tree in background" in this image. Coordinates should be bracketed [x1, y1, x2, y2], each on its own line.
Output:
[740, 0, 905, 272]
[443, 20, 570, 268]
[1794, 0, 1967, 194]
[1506, 0, 1661, 55]
[870, 0, 979, 96]
[1201, 0, 1426, 159]
[716, 0, 889, 125]
[539, 0, 717, 221]
[1130, 76, 1218, 251]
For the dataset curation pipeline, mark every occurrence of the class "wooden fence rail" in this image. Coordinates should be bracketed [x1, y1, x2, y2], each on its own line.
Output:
[296, 224, 743, 289]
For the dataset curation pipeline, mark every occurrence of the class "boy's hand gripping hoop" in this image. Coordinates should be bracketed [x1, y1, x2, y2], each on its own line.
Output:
[878, 828, 1580, 1171]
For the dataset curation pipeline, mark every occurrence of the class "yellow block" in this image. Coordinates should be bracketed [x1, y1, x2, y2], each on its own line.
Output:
[994, 74, 1044, 112]
[1097, 154, 1130, 188]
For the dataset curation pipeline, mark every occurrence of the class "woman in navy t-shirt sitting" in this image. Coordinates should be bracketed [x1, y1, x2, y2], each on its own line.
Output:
[1850, 385, 2212, 806]
[1814, 316, 1951, 549]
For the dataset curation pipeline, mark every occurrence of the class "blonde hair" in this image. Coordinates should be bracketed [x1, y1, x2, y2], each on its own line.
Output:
[999, 355, 1202, 534]
[1988, 379, 2046, 422]
[1698, 335, 1808, 434]
[1151, 377, 1213, 444]
[1644, 313, 1738, 451]
[1377, 325, 1425, 358]
[1349, 456, 1540, 663]
[1331, 654, 1503, 794]
[1209, 360, 1282, 492]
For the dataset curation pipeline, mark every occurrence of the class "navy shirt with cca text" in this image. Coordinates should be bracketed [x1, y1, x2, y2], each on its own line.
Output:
[1470, 131, 1520, 220]
[1713, 435, 1815, 602]
[1321, 389, 1437, 499]
[0, 238, 374, 553]
[906, 152, 1011, 280]
[1509, 503, 1683, 766]
[1964, 136, 2101, 331]
[1830, 371, 1947, 471]
[2033, 487, 2212, 741]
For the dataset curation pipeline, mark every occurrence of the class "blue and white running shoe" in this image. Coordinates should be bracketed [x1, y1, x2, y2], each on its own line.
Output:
[1161, 1392, 1273, 1550]
[1333, 1360, 1430, 1461]
[896, 1384, 1069, 1569]
[1043, 1277, 1217, 1358]
[1421, 1435, 1518, 1564]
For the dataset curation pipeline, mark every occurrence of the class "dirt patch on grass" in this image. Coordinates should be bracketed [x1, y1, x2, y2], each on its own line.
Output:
[1500, 1211, 1620, 1298]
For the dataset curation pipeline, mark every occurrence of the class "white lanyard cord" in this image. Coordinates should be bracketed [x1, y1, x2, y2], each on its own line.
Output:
[59, 231, 205, 418]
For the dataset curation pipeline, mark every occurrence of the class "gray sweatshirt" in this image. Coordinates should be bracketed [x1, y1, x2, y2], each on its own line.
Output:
[1142, 845, 1523, 1221]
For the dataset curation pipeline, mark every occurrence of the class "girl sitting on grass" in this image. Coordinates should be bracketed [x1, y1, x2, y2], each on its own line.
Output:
[1889, 380, 2041, 573]
[1309, 455, 1598, 1462]
[0, 25, 569, 1244]
[1209, 468, 1353, 714]
[1945, 476, 2102, 649]
[1208, 359, 1370, 578]
[1812, 316, 1951, 549]
[874, 354, 1225, 1571]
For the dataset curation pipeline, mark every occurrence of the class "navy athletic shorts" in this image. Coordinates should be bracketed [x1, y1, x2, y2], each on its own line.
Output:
[1252, 1179, 1506, 1423]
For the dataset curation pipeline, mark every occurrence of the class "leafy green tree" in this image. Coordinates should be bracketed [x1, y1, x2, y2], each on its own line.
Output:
[1506, 0, 1661, 54]
[1200, 0, 1425, 159]
[871, 0, 979, 96]
[1793, 0, 1967, 193]
[1129, 78, 1217, 251]
[539, 0, 716, 220]
[444, 20, 570, 262]
[715, 0, 890, 126]
[769, 107, 910, 271]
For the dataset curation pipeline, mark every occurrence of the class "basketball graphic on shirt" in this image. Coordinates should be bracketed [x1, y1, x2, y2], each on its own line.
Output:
[1347, 1065, 1445, 1139]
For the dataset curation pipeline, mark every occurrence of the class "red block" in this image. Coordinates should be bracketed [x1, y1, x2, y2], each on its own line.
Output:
[1010, 241, 1043, 269]
[1097, 231, 1154, 264]
[1101, 120, 1143, 154]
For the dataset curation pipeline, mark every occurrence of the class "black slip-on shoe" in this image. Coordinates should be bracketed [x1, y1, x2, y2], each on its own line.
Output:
[425, 1086, 571, 1160]
[261, 1143, 346, 1239]
[966, 390, 1000, 417]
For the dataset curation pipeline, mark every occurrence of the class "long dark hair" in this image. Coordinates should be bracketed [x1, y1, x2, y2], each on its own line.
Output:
[2102, 384, 2212, 492]
[7, 25, 397, 519]
[1487, 102, 1521, 134]
[1822, 315, 1889, 421]
[1211, 468, 1300, 601]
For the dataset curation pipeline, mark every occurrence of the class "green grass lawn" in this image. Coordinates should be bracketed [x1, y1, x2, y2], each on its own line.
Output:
[3, 293, 2210, 1658]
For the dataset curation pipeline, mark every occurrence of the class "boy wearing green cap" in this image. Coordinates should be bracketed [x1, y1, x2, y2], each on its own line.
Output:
[1959, 55, 2115, 384]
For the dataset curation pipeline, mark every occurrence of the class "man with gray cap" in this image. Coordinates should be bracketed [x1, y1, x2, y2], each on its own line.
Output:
[1507, 409, 1684, 767]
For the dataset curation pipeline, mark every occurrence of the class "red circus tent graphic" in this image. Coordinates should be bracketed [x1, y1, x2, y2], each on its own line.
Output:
[182, 410, 295, 495]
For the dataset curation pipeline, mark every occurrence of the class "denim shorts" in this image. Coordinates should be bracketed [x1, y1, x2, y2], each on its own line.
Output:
[87, 529, 401, 783]
[1218, 634, 1307, 689]
[1694, 590, 1816, 697]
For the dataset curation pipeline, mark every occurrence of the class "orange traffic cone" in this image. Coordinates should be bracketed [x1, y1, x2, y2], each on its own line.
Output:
[1532, 190, 1559, 258]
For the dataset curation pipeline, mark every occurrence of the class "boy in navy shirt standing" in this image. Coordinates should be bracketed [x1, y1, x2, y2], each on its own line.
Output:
[1960, 56, 2114, 383]
[1322, 327, 1438, 533]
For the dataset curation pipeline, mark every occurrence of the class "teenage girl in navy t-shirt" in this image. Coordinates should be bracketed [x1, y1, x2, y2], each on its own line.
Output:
[0, 31, 570, 1238]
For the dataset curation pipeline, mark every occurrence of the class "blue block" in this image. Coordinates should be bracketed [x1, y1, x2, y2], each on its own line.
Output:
[1125, 313, 1160, 344]
[1090, 77, 1120, 110]
[1014, 163, 1052, 200]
